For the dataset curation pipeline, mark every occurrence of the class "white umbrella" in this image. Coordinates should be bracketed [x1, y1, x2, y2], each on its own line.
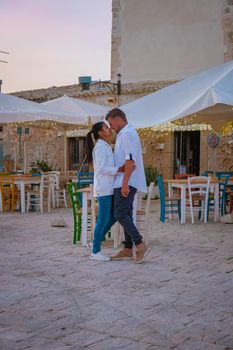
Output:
[121, 60, 233, 128]
[0, 92, 85, 125]
[0, 92, 56, 123]
[41, 95, 109, 124]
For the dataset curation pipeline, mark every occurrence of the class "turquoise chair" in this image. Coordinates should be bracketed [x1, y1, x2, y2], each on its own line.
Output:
[215, 171, 233, 177]
[76, 172, 94, 206]
[77, 172, 94, 186]
[202, 171, 213, 176]
[208, 175, 229, 218]
[157, 176, 180, 223]
[77, 172, 94, 207]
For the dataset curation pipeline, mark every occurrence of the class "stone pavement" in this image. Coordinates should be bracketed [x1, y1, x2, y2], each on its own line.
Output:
[0, 202, 233, 350]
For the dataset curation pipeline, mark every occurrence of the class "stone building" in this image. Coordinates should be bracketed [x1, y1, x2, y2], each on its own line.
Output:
[1, 0, 233, 176]
[111, 0, 233, 177]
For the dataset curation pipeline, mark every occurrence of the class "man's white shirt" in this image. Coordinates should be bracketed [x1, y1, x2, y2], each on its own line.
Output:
[92, 139, 118, 197]
[113, 123, 147, 193]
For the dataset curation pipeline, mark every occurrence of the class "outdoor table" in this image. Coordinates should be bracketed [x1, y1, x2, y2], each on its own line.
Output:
[165, 178, 220, 224]
[77, 187, 139, 247]
[76, 187, 95, 247]
[9, 175, 41, 213]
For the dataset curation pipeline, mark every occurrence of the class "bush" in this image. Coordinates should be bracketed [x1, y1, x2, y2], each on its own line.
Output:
[144, 165, 161, 186]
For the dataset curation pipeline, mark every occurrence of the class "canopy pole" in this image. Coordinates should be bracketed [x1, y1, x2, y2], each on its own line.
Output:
[64, 134, 68, 181]
[24, 141, 27, 173]
[179, 131, 182, 173]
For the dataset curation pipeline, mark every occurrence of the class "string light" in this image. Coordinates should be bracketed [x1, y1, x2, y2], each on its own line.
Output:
[219, 121, 233, 136]
[137, 122, 213, 141]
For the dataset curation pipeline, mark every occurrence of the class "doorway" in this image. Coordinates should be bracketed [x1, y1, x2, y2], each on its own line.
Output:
[68, 137, 88, 171]
[174, 131, 200, 176]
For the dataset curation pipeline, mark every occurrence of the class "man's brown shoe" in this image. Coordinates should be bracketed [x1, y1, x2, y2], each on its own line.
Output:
[111, 248, 133, 260]
[135, 242, 150, 264]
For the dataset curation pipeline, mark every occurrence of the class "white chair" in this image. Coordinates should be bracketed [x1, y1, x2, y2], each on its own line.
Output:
[49, 172, 67, 208]
[136, 182, 154, 245]
[187, 176, 210, 224]
[26, 174, 52, 213]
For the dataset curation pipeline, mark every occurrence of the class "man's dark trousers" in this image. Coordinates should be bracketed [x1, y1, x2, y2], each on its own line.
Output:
[114, 186, 143, 249]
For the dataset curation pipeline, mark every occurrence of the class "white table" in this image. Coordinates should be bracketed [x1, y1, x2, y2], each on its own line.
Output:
[77, 187, 94, 247]
[11, 176, 41, 213]
[166, 178, 220, 224]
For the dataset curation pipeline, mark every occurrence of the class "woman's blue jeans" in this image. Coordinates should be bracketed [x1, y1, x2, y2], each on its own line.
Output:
[92, 195, 116, 254]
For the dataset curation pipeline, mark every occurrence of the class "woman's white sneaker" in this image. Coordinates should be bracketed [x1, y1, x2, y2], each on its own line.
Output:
[90, 252, 111, 262]
[87, 241, 93, 251]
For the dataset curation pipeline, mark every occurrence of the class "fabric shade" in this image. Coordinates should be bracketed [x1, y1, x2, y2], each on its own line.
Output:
[41, 95, 109, 124]
[121, 60, 233, 129]
[0, 92, 84, 125]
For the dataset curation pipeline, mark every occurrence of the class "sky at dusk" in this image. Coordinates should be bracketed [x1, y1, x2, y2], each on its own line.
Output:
[0, 0, 112, 93]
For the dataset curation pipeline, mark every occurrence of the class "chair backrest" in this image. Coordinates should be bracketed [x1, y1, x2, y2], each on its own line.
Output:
[215, 171, 233, 177]
[67, 182, 81, 212]
[77, 172, 94, 186]
[188, 176, 210, 196]
[49, 173, 59, 189]
[175, 173, 195, 179]
[202, 171, 214, 176]
[157, 176, 165, 205]
[40, 174, 52, 191]
[0, 178, 15, 212]
[218, 175, 229, 194]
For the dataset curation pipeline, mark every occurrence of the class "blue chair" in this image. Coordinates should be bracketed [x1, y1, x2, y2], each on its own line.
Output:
[202, 171, 213, 177]
[77, 172, 94, 186]
[208, 175, 229, 217]
[157, 176, 180, 223]
[215, 171, 233, 177]
[76, 172, 94, 206]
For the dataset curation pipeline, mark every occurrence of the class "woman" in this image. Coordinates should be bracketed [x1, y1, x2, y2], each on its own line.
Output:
[86, 121, 124, 261]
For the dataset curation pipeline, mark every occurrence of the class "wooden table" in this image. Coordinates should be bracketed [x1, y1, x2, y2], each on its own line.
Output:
[165, 178, 220, 224]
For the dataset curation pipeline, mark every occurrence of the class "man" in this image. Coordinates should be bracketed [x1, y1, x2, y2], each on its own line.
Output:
[106, 108, 150, 263]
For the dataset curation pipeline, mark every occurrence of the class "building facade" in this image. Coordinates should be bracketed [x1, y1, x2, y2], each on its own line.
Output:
[1, 0, 233, 177]
[111, 0, 233, 82]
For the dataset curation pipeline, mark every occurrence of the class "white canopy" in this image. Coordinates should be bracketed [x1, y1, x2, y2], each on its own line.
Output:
[0, 92, 84, 125]
[121, 60, 233, 129]
[42, 95, 109, 124]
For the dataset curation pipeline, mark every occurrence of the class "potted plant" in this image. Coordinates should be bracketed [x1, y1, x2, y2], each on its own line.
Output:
[29, 160, 52, 175]
[144, 165, 161, 198]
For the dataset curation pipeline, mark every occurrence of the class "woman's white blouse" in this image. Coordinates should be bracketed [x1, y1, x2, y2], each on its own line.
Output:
[92, 139, 118, 197]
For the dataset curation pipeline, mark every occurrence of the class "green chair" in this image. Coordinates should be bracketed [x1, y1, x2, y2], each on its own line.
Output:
[67, 182, 82, 244]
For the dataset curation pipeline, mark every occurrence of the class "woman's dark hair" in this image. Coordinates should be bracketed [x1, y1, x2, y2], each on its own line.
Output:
[86, 121, 105, 163]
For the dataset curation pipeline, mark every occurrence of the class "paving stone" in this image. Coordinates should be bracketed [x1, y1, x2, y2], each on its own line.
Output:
[1, 203, 233, 349]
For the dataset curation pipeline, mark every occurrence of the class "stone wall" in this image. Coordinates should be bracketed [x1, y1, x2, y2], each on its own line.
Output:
[201, 134, 233, 172]
[141, 133, 174, 178]
[111, 0, 229, 83]
[223, 0, 233, 62]
[1, 126, 64, 172]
